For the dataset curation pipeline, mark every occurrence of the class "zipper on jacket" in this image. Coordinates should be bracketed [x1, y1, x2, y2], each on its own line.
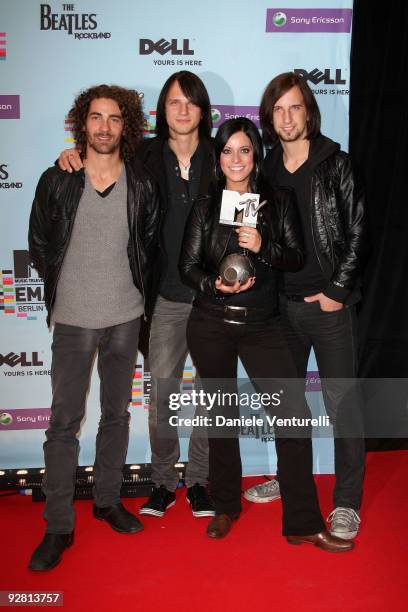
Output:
[310, 176, 325, 274]
[318, 173, 335, 268]
[132, 181, 147, 321]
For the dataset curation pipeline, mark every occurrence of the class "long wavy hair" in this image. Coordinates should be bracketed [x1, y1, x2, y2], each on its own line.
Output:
[68, 84, 145, 161]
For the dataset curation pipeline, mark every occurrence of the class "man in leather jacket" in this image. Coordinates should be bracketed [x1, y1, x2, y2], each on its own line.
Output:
[55, 72, 216, 521]
[28, 84, 159, 571]
[244, 72, 366, 541]
[136, 72, 215, 519]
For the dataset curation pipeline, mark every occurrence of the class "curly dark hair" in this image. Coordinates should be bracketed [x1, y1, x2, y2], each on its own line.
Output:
[68, 84, 145, 161]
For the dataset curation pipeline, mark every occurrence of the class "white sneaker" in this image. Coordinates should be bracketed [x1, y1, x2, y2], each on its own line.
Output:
[244, 479, 281, 503]
[327, 507, 361, 540]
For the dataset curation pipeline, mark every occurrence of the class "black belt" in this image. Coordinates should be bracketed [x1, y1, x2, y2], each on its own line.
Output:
[194, 298, 276, 324]
[281, 294, 305, 302]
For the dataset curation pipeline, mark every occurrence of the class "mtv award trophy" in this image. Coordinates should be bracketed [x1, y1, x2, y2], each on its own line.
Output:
[218, 190, 265, 285]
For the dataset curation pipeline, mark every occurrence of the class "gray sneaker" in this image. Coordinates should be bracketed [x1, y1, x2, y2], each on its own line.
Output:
[244, 479, 281, 503]
[327, 507, 361, 540]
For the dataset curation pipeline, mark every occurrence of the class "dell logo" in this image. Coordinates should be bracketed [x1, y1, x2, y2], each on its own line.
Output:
[139, 38, 194, 56]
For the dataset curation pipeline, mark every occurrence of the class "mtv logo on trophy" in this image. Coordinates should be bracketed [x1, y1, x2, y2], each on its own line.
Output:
[219, 190, 265, 228]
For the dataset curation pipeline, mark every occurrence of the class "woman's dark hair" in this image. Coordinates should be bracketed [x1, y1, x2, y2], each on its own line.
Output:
[155, 71, 212, 140]
[214, 117, 264, 192]
[68, 84, 144, 161]
[260, 71, 321, 146]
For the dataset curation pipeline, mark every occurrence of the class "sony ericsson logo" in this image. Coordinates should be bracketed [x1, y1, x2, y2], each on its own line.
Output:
[0, 96, 20, 119]
[210, 105, 260, 129]
[139, 38, 194, 55]
[266, 9, 352, 33]
[294, 68, 346, 85]
[0, 412, 13, 426]
[211, 108, 221, 123]
[272, 11, 287, 27]
[40, 4, 111, 39]
[0, 352, 44, 368]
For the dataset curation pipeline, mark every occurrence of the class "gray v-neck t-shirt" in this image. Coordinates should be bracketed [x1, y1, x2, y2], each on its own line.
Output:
[52, 169, 143, 329]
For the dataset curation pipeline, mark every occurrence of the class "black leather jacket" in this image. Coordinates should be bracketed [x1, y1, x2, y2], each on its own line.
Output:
[179, 185, 304, 297]
[28, 159, 160, 336]
[136, 136, 215, 356]
[263, 135, 366, 304]
[135, 136, 215, 311]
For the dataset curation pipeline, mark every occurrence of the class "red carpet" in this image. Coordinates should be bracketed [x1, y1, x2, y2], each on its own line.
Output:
[1, 451, 407, 611]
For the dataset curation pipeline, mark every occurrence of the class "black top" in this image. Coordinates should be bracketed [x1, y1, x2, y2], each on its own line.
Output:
[205, 229, 275, 307]
[96, 182, 116, 198]
[274, 156, 325, 296]
[179, 184, 304, 312]
[159, 141, 204, 303]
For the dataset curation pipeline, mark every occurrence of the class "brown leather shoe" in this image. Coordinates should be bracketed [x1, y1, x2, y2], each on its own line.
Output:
[207, 513, 239, 539]
[286, 529, 355, 552]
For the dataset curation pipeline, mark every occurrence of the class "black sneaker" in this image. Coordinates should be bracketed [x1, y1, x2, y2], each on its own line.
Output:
[139, 485, 176, 517]
[187, 484, 215, 517]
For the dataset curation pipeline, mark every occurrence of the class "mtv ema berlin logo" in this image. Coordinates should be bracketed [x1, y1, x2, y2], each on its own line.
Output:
[266, 9, 352, 33]
[0, 32, 6, 60]
[0, 250, 45, 321]
[40, 3, 111, 39]
[64, 116, 75, 144]
[131, 362, 194, 409]
[0, 96, 20, 119]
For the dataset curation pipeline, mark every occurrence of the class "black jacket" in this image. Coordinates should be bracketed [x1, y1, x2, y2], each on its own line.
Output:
[28, 159, 160, 347]
[179, 185, 304, 298]
[136, 136, 215, 355]
[263, 135, 366, 304]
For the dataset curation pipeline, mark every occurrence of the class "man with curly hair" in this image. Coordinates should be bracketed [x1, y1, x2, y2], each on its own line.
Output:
[28, 84, 160, 571]
[58, 72, 216, 521]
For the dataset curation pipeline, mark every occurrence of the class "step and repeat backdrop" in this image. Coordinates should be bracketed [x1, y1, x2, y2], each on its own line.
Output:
[0, 0, 353, 474]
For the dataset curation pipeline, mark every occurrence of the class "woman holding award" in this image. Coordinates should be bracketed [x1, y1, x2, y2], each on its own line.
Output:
[179, 118, 353, 551]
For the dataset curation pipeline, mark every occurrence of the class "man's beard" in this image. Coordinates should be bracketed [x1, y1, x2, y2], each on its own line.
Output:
[277, 127, 305, 142]
[87, 133, 121, 155]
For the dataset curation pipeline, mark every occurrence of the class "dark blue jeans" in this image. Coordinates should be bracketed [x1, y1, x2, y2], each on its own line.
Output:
[280, 296, 365, 510]
[42, 319, 140, 534]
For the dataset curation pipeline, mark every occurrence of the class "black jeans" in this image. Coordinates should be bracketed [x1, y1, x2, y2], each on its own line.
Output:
[42, 319, 140, 534]
[280, 296, 365, 510]
[187, 308, 326, 536]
